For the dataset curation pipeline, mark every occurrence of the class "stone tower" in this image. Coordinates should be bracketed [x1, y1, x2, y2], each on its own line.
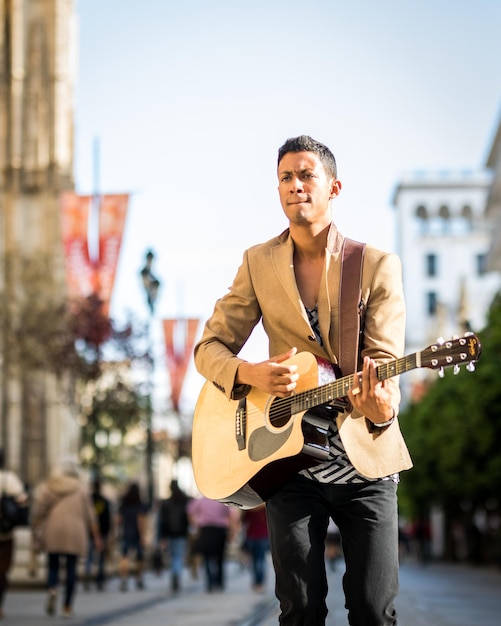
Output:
[0, 0, 79, 484]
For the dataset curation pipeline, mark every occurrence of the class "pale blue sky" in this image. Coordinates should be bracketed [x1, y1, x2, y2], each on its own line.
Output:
[74, 0, 501, 412]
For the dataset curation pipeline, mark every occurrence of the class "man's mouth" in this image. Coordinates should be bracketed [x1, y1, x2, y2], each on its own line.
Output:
[288, 196, 309, 205]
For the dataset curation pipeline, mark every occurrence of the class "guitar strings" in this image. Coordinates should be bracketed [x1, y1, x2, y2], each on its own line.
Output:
[235, 341, 475, 433]
[265, 354, 419, 427]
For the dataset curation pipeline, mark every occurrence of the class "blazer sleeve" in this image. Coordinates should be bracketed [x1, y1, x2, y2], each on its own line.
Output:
[194, 249, 262, 400]
[358, 249, 406, 414]
[337, 249, 413, 478]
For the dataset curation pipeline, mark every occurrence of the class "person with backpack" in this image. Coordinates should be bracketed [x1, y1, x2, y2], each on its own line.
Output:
[0, 447, 28, 620]
[156, 480, 190, 592]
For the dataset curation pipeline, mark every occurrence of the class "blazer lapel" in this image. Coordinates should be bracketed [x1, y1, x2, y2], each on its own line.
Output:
[270, 235, 308, 324]
[270, 225, 345, 362]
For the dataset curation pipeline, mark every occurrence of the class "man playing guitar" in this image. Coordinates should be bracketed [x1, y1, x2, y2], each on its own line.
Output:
[194, 135, 411, 625]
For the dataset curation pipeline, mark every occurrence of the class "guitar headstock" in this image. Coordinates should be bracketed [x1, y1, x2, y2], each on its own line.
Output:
[420, 333, 482, 375]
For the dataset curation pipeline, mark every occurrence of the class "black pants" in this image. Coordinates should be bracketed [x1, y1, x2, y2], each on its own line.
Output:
[266, 475, 399, 626]
[48, 553, 78, 608]
[197, 526, 228, 592]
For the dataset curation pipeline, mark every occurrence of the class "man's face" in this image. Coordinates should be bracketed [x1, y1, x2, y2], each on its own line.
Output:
[277, 151, 341, 225]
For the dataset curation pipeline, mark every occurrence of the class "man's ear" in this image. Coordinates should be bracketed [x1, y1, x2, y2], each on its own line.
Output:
[329, 179, 342, 199]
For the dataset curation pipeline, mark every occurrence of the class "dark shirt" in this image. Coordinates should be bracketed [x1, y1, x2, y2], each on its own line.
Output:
[92, 493, 111, 537]
[119, 502, 147, 541]
[157, 496, 189, 539]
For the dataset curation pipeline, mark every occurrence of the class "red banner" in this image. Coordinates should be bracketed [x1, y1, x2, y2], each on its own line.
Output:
[60, 193, 95, 296]
[163, 318, 199, 413]
[97, 194, 129, 312]
[60, 192, 128, 314]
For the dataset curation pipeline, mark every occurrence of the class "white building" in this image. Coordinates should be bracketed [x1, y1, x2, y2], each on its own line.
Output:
[392, 160, 501, 402]
[486, 115, 501, 270]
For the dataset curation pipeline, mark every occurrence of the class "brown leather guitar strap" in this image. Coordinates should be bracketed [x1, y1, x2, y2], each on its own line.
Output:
[338, 238, 366, 377]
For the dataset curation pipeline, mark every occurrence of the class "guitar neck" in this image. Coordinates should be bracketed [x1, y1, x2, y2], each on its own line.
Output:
[285, 353, 419, 415]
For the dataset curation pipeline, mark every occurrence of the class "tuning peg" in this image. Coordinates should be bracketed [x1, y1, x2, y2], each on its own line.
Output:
[438, 367, 445, 378]
[466, 362, 476, 372]
[453, 364, 460, 375]
[436, 337, 445, 345]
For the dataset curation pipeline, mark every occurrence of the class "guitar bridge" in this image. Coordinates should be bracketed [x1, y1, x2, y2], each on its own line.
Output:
[235, 398, 246, 450]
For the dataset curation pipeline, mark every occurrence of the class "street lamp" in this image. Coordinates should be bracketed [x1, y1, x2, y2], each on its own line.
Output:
[141, 250, 160, 313]
[140, 249, 161, 508]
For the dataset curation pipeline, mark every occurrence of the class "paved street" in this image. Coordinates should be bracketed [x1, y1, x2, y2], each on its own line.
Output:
[257, 560, 501, 626]
[395, 561, 501, 626]
[2, 558, 500, 625]
[2, 558, 271, 626]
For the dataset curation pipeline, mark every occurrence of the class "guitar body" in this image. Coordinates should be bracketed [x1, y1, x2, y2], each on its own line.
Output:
[192, 352, 339, 509]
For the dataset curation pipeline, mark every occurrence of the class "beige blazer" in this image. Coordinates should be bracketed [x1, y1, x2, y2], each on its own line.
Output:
[194, 223, 413, 478]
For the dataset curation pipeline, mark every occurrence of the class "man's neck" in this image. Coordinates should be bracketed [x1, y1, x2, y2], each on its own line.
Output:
[290, 222, 330, 261]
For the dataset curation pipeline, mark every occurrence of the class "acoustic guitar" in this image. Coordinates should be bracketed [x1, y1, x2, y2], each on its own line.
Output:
[192, 333, 482, 509]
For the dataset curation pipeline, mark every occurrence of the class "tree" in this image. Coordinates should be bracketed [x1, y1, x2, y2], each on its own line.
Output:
[399, 292, 501, 562]
[0, 253, 148, 482]
[68, 293, 149, 479]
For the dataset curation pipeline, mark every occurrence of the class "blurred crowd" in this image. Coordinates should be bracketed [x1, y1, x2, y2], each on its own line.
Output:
[7, 446, 495, 622]
[3, 445, 500, 621]
[0, 448, 273, 621]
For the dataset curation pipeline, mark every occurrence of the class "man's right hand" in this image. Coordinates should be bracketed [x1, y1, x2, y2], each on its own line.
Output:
[235, 347, 299, 397]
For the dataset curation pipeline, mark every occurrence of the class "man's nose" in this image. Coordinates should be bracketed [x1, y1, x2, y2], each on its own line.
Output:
[290, 176, 303, 192]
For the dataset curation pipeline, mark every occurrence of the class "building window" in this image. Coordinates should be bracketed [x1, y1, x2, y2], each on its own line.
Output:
[450, 204, 473, 235]
[476, 253, 487, 276]
[426, 253, 437, 277]
[461, 205, 473, 220]
[416, 205, 427, 219]
[427, 292, 438, 316]
[437, 205, 451, 234]
[415, 205, 428, 235]
[438, 204, 450, 219]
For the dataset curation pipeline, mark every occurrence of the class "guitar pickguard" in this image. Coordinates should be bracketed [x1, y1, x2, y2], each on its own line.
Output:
[248, 409, 333, 463]
[248, 425, 293, 461]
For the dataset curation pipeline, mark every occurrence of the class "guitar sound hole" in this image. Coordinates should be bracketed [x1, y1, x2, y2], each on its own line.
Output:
[268, 398, 292, 429]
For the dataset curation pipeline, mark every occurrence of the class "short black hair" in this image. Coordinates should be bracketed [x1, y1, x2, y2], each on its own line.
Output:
[278, 135, 337, 178]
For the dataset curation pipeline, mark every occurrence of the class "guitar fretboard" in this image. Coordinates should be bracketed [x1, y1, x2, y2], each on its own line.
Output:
[269, 353, 419, 423]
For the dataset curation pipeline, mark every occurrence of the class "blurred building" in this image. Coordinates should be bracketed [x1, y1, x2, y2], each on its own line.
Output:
[0, 0, 78, 485]
[486, 116, 501, 270]
[392, 112, 501, 404]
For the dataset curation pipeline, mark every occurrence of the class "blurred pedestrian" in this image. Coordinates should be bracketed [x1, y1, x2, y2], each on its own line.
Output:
[187, 495, 239, 593]
[30, 456, 102, 619]
[85, 479, 112, 590]
[116, 482, 148, 591]
[157, 479, 190, 592]
[241, 504, 269, 593]
[0, 448, 28, 620]
[325, 519, 341, 571]
[413, 515, 432, 564]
